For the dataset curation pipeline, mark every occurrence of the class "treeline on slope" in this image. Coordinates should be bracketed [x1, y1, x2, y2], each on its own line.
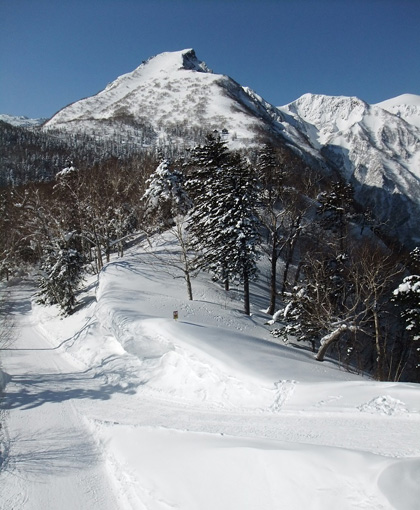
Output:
[0, 119, 211, 187]
[0, 132, 419, 382]
[0, 120, 129, 186]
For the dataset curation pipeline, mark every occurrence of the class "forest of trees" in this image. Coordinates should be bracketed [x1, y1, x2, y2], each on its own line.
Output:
[1, 130, 419, 382]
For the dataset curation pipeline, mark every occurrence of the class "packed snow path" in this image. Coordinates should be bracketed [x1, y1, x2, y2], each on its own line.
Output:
[1, 240, 420, 509]
[0, 282, 119, 510]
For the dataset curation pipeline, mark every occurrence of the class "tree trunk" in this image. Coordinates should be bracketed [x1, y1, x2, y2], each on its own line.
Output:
[281, 217, 301, 296]
[243, 270, 250, 315]
[96, 244, 103, 271]
[315, 324, 350, 361]
[267, 236, 278, 315]
[221, 263, 229, 291]
[186, 271, 193, 301]
[179, 223, 194, 301]
[372, 308, 385, 381]
[293, 260, 303, 286]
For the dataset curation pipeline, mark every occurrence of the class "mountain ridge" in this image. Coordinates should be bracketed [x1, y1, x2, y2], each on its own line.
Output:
[42, 49, 325, 160]
[278, 92, 420, 245]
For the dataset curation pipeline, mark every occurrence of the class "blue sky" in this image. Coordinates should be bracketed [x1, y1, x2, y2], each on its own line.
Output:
[1, 0, 419, 118]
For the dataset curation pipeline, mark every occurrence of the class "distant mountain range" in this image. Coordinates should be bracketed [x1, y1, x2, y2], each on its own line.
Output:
[0, 114, 46, 127]
[2, 49, 420, 247]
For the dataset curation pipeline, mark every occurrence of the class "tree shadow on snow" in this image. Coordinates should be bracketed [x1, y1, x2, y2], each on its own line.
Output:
[2, 428, 100, 477]
[0, 364, 138, 411]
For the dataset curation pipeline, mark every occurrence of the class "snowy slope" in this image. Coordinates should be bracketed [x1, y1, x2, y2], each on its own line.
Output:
[279, 93, 420, 246]
[1, 234, 419, 509]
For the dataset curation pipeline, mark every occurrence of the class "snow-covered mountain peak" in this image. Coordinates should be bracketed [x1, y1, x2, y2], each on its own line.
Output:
[127, 48, 210, 79]
[278, 92, 420, 246]
[142, 48, 211, 74]
[101, 49, 211, 94]
[43, 48, 298, 149]
[375, 93, 420, 129]
[375, 93, 420, 110]
[280, 93, 370, 137]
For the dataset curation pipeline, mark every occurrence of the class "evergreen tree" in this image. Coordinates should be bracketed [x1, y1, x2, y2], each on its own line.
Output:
[394, 274, 420, 341]
[186, 132, 233, 287]
[393, 248, 420, 351]
[317, 181, 354, 252]
[142, 159, 191, 227]
[187, 138, 261, 314]
[37, 234, 85, 315]
[256, 143, 284, 314]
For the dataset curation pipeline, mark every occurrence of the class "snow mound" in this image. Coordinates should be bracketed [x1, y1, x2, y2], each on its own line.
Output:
[96, 425, 417, 510]
[90, 236, 366, 412]
[358, 395, 408, 415]
[379, 457, 420, 510]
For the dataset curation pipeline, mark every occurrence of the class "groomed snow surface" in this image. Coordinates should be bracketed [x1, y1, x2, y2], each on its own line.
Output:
[1, 234, 419, 509]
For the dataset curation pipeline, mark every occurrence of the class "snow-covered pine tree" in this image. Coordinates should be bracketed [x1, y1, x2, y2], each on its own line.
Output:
[185, 132, 233, 287]
[216, 153, 261, 315]
[393, 248, 420, 345]
[317, 181, 354, 252]
[188, 141, 261, 314]
[394, 274, 420, 339]
[186, 132, 232, 192]
[256, 143, 284, 314]
[142, 159, 191, 228]
[37, 233, 84, 315]
[142, 158, 197, 300]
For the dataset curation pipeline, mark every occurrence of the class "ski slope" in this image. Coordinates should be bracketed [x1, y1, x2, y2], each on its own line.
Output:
[1, 235, 420, 509]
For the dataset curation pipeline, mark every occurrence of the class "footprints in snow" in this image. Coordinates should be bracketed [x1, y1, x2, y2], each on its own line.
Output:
[270, 380, 296, 412]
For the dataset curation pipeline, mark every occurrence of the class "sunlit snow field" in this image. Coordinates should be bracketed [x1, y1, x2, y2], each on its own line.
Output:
[1, 234, 419, 509]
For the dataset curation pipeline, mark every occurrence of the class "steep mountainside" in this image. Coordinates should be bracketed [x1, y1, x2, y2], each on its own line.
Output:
[278, 93, 420, 246]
